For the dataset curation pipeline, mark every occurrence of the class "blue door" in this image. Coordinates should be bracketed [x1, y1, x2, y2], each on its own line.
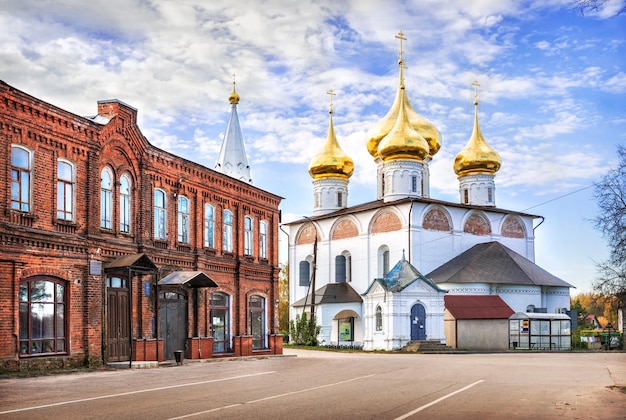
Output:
[410, 304, 426, 340]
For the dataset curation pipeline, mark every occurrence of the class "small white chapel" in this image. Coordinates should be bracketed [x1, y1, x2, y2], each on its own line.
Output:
[286, 32, 572, 351]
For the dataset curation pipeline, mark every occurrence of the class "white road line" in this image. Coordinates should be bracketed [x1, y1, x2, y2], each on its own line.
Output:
[169, 374, 377, 419]
[394, 379, 485, 420]
[0, 371, 275, 415]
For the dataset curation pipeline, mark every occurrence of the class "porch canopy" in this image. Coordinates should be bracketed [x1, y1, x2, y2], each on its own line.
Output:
[104, 253, 158, 275]
[158, 271, 218, 288]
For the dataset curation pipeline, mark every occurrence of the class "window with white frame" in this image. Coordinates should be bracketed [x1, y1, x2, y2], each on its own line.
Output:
[204, 203, 215, 248]
[376, 305, 383, 331]
[154, 189, 167, 240]
[335, 253, 350, 283]
[244, 216, 253, 255]
[177, 195, 190, 243]
[299, 260, 310, 287]
[11, 145, 32, 212]
[378, 245, 390, 277]
[100, 167, 113, 229]
[223, 210, 233, 252]
[119, 173, 131, 233]
[56, 160, 75, 221]
[259, 221, 268, 259]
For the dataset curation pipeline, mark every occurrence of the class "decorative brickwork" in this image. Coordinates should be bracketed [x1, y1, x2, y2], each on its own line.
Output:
[501, 216, 525, 238]
[331, 218, 359, 240]
[463, 212, 491, 236]
[422, 208, 451, 231]
[296, 224, 319, 245]
[371, 211, 402, 234]
[0, 81, 282, 371]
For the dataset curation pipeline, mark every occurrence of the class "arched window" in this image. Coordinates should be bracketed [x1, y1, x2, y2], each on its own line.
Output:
[259, 221, 268, 259]
[223, 210, 233, 252]
[337, 191, 343, 207]
[249, 295, 266, 349]
[376, 305, 383, 331]
[378, 245, 390, 277]
[100, 167, 113, 229]
[19, 277, 67, 355]
[244, 216, 253, 255]
[335, 254, 348, 283]
[299, 260, 310, 287]
[177, 195, 190, 243]
[154, 189, 167, 240]
[204, 204, 215, 248]
[56, 159, 75, 221]
[119, 173, 131, 233]
[527, 305, 535, 313]
[210, 292, 231, 353]
[11, 145, 32, 212]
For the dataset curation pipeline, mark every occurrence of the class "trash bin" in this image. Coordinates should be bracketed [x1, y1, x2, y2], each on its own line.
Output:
[174, 350, 183, 365]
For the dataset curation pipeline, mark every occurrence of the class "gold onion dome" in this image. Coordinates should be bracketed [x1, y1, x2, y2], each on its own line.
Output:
[454, 83, 501, 176]
[366, 83, 442, 159]
[366, 31, 442, 160]
[228, 79, 240, 104]
[308, 93, 354, 180]
[377, 88, 430, 161]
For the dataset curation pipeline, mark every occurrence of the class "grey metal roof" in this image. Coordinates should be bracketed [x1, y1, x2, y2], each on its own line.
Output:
[426, 241, 573, 288]
[215, 102, 252, 183]
[292, 282, 363, 307]
[364, 255, 445, 294]
[158, 271, 218, 288]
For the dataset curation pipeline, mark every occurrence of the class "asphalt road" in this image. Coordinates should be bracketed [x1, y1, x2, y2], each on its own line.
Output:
[1, 349, 624, 419]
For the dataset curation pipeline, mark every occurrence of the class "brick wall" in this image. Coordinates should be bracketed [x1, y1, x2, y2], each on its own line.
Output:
[0, 81, 282, 371]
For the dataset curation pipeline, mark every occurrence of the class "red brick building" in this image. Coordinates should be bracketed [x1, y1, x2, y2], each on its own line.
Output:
[0, 80, 283, 371]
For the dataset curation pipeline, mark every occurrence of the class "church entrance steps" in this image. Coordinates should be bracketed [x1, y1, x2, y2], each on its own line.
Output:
[402, 340, 453, 352]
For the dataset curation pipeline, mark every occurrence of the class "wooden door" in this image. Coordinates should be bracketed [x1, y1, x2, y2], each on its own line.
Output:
[107, 288, 130, 362]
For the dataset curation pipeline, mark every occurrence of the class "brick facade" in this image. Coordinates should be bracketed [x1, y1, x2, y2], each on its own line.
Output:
[0, 81, 282, 371]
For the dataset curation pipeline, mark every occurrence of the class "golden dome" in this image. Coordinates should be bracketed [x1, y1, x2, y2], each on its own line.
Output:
[454, 85, 501, 176]
[308, 98, 354, 180]
[366, 84, 442, 159]
[377, 88, 429, 162]
[366, 32, 441, 160]
[228, 84, 240, 104]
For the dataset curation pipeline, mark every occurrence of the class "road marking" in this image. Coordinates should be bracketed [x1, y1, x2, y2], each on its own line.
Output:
[0, 371, 275, 415]
[394, 379, 484, 420]
[169, 374, 377, 419]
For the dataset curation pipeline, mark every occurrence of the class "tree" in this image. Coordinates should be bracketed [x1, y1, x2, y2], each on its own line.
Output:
[592, 145, 626, 335]
[592, 145, 626, 299]
[278, 264, 290, 336]
[572, 0, 625, 16]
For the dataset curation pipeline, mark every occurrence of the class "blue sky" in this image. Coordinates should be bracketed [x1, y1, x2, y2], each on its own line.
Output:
[1, 0, 625, 293]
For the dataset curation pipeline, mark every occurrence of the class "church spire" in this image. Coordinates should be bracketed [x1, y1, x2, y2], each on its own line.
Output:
[215, 75, 252, 183]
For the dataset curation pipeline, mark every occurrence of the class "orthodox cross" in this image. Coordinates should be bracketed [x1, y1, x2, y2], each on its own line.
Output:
[327, 89, 336, 114]
[395, 30, 407, 62]
[472, 79, 480, 104]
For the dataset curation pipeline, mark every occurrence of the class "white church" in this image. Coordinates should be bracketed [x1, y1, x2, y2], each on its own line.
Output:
[286, 33, 572, 351]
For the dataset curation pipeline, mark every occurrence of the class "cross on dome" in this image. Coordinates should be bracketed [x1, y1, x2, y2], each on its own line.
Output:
[327, 89, 336, 114]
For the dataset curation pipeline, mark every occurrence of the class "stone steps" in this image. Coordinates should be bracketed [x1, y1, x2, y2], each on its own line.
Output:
[402, 340, 453, 352]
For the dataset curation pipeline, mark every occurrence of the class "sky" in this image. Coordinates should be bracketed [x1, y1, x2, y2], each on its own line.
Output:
[1, 0, 625, 294]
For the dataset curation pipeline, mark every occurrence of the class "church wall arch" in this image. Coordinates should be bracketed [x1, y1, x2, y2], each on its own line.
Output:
[421, 205, 453, 232]
[330, 216, 360, 240]
[369, 208, 404, 234]
[461, 210, 491, 236]
[500, 215, 526, 239]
